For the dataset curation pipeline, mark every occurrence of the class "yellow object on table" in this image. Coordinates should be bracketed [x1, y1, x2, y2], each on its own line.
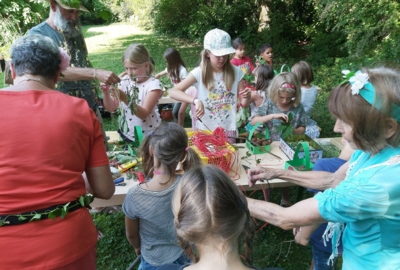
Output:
[187, 130, 236, 166]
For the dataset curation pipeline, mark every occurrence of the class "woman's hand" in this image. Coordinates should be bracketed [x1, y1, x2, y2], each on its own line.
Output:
[247, 165, 279, 187]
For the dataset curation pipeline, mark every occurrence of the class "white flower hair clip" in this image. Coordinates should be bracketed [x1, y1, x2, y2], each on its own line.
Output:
[341, 70, 369, 95]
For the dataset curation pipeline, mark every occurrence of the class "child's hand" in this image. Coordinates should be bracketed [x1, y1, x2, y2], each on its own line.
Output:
[134, 247, 141, 256]
[239, 88, 251, 99]
[100, 83, 111, 93]
[293, 227, 310, 246]
[194, 100, 204, 119]
[273, 113, 289, 122]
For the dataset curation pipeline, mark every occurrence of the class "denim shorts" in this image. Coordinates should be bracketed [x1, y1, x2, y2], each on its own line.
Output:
[139, 253, 190, 270]
[312, 245, 338, 270]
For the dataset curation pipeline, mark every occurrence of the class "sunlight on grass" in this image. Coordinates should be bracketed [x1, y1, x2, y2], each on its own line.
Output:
[83, 23, 202, 75]
[84, 23, 150, 54]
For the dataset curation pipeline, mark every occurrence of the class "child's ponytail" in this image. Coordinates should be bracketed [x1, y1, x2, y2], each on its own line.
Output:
[140, 134, 154, 178]
[182, 148, 201, 172]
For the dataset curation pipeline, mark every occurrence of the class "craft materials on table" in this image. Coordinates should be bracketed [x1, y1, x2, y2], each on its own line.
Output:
[188, 127, 239, 178]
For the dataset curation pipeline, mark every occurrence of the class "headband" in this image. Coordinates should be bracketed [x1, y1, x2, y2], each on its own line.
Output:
[342, 70, 400, 122]
[281, 83, 296, 90]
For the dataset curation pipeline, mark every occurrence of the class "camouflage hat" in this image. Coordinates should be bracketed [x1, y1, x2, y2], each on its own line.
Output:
[49, 0, 89, 13]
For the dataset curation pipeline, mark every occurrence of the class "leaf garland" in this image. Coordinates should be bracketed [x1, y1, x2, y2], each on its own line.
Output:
[0, 194, 94, 226]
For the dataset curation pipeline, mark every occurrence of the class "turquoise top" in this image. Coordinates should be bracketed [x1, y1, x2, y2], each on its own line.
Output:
[315, 147, 400, 270]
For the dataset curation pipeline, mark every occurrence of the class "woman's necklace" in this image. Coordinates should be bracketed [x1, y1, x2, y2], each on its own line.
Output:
[17, 76, 50, 88]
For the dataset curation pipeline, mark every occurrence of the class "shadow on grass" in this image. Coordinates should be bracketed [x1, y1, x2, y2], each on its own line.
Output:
[82, 25, 108, 39]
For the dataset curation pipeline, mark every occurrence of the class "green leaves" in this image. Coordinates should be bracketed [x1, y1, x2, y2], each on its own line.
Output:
[236, 106, 250, 128]
[60, 0, 81, 9]
[276, 112, 294, 139]
[30, 213, 42, 222]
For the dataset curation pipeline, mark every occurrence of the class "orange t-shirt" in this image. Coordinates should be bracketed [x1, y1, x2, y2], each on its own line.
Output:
[0, 90, 109, 269]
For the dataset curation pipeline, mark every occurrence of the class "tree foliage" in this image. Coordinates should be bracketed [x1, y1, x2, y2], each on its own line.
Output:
[0, 0, 46, 45]
[313, 0, 400, 60]
[152, 0, 259, 44]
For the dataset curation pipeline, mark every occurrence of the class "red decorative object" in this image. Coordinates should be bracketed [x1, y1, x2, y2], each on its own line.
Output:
[161, 108, 173, 121]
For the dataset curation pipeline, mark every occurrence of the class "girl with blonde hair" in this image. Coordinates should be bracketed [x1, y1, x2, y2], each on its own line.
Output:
[169, 29, 251, 138]
[159, 166, 279, 270]
[102, 44, 163, 142]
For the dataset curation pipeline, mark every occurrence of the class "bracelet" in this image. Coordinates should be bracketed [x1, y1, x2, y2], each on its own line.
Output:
[93, 68, 97, 80]
[193, 98, 200, 106]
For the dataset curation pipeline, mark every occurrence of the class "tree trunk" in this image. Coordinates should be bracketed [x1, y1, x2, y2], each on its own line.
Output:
[258, 1, 271, 32]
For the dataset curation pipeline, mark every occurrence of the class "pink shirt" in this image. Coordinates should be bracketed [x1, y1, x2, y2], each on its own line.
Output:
[230, 56, 255, 73]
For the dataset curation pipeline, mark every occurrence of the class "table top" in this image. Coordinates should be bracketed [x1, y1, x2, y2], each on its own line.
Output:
[92, 141, 292, 208]
[96, 132, 344, 207]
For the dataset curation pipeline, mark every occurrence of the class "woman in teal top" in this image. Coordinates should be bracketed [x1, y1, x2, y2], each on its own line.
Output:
[246, 67, 400, 269]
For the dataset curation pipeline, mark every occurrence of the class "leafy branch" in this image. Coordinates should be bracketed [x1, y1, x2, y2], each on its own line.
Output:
[117, 75, 140, 135]
[276, 112, 294, 139]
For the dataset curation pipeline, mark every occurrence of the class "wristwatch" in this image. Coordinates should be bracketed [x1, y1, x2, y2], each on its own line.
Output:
[193, 98, 200, 106]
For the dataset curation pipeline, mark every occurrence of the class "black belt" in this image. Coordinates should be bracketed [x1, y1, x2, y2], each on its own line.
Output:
[0, 197, 90, 227]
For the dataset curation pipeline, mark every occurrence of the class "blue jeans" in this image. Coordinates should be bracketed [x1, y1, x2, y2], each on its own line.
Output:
[312, 245, 337, 270]
[139, 253, 190, 270]
[172, 102, 182, 121]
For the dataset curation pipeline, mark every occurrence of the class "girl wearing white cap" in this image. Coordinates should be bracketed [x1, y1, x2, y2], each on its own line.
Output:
[169, 29, 251, 138]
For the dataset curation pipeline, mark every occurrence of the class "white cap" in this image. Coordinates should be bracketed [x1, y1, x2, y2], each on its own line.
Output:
[203, 28, 235, 56]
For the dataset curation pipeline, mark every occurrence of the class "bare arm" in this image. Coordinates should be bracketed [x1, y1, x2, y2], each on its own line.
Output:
[251, 113, 288, 126]
[251, 91, 264, 107]
[125, 217, 141, 256]
[100, 86, 122, 112]
[247, 196, 325, 230]
[133, 89, 163, 120]
[247, 162, 348, 190]
[178, 101, 189, 127]
[238, 81, 251, 108]
[293, 222, 321, 246]
[169, 74, 204, 118]
[85, 165, 115, 199]
[154, 70, 168, 79]
[292, 193, 323, 246]
[293, 126, 306, 134]
[169, 74, 198, 104]
[60, 67, 120, 85]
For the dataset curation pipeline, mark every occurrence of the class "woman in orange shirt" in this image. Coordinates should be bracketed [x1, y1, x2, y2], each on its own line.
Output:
[0, 34, 114, 269]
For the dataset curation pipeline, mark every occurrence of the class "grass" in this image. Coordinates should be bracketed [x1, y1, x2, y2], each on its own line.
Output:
[0, 23, 340, 270]
[83, 23, 202, 76]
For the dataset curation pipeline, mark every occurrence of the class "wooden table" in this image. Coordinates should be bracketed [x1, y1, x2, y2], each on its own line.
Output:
[92, 139, 293, 208]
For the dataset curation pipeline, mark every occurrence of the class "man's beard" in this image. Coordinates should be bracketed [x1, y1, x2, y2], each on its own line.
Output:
[53, 6, 81, 38]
